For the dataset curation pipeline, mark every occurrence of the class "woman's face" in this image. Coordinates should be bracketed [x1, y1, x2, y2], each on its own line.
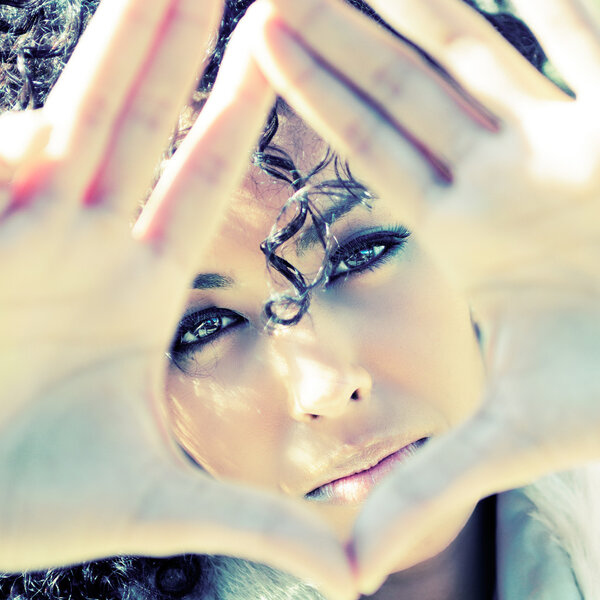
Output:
[165, 112, 485, 545]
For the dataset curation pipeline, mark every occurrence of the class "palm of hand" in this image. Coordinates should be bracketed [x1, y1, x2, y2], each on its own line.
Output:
[430, 94, 600, 288]
[425, 91, 600, 476]
[0, 193, 180, 550]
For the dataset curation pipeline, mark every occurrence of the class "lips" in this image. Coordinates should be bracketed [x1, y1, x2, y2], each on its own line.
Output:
[305, 438, 428, 505]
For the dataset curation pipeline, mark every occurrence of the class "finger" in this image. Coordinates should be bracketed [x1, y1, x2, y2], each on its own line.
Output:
[350, 404, 555, 595]
[0, 110, 52, 216]
[133, 4, 276, 273]
[43, 0, 220, 207]
[0, 380, 354, 600]
[43, 0, 175, 195]
[367, 0, 565, 106]
[83, 0, 224, 214]
[251, 2, 442, 228]
[133, 474, 356, 600]
[268, 0, 497, 163]
[6, 473, 354, 600]
[511, 0, 600, 97]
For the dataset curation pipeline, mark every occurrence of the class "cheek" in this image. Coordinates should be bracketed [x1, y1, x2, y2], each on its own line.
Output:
[339, 248, 485, 425]
[164, 343, 291, 490]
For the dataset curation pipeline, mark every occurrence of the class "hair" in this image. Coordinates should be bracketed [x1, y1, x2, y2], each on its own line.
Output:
[0, 554, 329, 600]
[0, 0, 556, 598]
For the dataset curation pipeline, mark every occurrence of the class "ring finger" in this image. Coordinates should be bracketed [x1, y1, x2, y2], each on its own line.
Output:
[43, 0, 222, 216]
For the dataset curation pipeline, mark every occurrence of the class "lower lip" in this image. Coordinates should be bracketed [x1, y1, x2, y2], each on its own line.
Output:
[305, 438, 427, 505]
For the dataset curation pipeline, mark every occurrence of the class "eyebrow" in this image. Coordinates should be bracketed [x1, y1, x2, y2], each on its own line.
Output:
[190, 273, 234, 290]
[295, 185, 373, 253]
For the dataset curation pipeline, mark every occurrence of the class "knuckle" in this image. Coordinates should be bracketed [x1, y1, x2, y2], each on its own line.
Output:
[76, 93, 113, 136]
[185, 152, 228, 189]
[127, 93, 174, 132]
[371, 55, 420, 117]
[342, 114, 377, 158]
[289, 58, 319, 90]
[371, 58, 406, 103]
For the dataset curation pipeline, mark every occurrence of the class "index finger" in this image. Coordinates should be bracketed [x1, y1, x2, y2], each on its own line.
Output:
[132, 1, 276, 274]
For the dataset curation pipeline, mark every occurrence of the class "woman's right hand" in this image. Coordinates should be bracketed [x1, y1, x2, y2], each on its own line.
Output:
[250, 0, 600, 593]
[0, 2, 352, 598]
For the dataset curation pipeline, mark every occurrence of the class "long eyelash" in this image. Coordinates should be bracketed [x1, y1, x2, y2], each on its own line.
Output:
[168, 309, 246, 377]
[329, 224, 410, 283]
[170, 308, 245, 354]
[331, 224, 410, 260]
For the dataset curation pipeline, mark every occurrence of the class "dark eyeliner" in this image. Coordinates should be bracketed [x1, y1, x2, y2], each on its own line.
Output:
[328, 225, 411, 283]
[170, 308, 246, 355]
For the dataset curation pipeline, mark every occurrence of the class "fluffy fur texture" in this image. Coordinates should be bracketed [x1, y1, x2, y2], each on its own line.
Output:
[523, 464, 600, 600]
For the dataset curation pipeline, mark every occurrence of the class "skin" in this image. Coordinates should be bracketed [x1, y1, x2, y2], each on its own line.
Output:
[0, 5, 358, 598]
[2, 0, 600, 598]
[165, 111, 487, 596]
[252, 0, 600, 592]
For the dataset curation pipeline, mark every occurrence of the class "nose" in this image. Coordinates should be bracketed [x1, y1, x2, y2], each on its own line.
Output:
[269, 321, 373, 421]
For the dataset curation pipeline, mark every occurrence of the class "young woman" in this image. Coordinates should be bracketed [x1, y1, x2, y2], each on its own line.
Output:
[1, 0, 599, 598]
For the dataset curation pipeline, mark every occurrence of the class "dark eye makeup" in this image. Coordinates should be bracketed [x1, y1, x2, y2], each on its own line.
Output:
[328, 225, 410, 283]
[169, 225, 411, 364]
[170, 308, 247, 357]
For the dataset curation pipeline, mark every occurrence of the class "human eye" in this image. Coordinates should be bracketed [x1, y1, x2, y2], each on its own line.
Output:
[328, 225, 410, 283]
[170, 308, 247, 356]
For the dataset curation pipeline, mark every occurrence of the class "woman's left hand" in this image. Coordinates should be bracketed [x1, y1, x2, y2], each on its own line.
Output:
[249, 0, 600, 592]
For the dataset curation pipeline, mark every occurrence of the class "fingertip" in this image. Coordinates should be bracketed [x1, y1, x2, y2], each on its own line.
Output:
[206, 0, 275, 109]
[239, 0, 284, 59]
[247, 0, 295, 56]
[353, 537, 399, 597]
[356, 566, 388, 598]
[347, 528, 385, 597]
[244, 0, 276, 21]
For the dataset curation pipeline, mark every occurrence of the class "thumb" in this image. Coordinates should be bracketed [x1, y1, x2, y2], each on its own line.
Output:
[129, 469, 357, 600]
[349, 402, 550, 595]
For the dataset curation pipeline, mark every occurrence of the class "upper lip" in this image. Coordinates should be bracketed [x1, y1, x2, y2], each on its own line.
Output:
[304, 436, 427, 496]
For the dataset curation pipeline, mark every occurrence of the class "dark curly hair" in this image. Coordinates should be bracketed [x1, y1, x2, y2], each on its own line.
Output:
[0, 555, 202, 600]
[0, 0, 557, 598]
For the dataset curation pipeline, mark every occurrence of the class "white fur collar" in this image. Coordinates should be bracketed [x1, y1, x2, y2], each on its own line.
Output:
[497, 462, 600, 600]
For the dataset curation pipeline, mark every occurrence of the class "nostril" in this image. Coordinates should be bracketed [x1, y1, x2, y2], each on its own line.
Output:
[351, 389, 360, 401]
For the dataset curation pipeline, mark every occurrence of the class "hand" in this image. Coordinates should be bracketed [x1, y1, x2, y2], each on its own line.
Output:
[251, 0, 600, 592]
[0, 2, 353, 598]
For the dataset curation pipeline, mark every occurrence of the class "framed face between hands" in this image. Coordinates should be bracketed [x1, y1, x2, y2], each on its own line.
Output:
[164, 109, 485, 561]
